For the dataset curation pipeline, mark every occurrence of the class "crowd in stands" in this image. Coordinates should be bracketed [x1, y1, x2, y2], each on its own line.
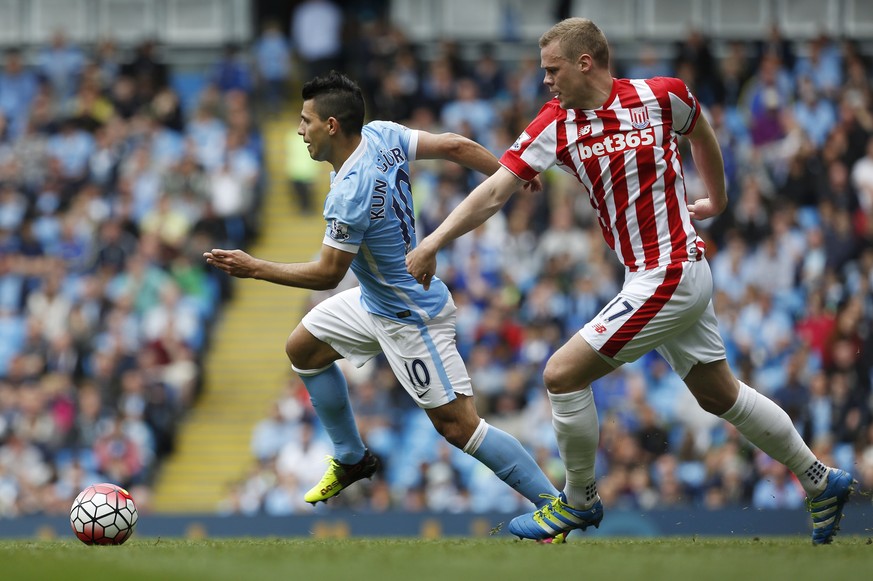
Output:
[0, 31, 263, 516]
[2, 0, 872, 521]
[225, 11, 873, 516]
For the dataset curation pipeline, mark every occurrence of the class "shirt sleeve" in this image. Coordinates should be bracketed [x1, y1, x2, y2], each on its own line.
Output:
[368, 120, 418, 161]
[407, 129, 419, 162]
[499, 100, 560, 181]
[322, 175, 368, 253]
[652, 77, 700, 135]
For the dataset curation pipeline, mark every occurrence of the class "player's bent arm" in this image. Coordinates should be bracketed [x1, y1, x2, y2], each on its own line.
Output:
[686, 113, 728, 220]
[415, 130, 502, 177]
[204, 245, 354, 290]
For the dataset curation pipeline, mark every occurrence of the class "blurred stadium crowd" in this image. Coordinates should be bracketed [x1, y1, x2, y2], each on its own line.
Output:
[0, 32, 262, 515]
[2, 0, 873, 518]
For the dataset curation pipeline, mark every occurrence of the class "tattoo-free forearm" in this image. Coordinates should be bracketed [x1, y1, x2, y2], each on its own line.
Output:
[435, 133, 502, 177]
[249, 258, 343, 290]
[689, 117, 728, 214]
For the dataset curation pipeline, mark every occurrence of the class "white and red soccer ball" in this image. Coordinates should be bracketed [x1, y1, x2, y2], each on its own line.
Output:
[70, 483, 138, 545]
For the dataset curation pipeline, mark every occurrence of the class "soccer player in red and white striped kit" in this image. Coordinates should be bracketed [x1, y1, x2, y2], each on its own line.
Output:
[406, 17, 855, 544]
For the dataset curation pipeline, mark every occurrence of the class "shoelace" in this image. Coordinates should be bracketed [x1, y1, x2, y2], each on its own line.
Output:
[321, 455, 344, 470]
[316, 456, 342, 481]
[534, 493, 563, 520]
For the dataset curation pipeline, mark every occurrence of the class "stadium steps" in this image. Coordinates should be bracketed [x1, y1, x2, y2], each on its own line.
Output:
[151, 110, 329, 513]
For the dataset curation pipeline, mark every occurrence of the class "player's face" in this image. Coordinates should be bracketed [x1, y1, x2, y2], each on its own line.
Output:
[540, 41, 586, 109]
[298, 99, 330, 162]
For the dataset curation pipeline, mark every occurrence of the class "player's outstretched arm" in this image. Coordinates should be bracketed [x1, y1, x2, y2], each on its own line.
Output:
[406, 167, 523, 289]
[685, 113, 728, 221]
[204, 244, 355, 290]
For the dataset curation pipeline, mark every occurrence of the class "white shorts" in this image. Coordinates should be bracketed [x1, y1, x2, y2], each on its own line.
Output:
[580, 259, 726, 378]
[301, 287, 473, 409]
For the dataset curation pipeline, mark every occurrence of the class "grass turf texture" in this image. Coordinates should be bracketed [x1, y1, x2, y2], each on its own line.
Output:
[1, 536, 870, 581]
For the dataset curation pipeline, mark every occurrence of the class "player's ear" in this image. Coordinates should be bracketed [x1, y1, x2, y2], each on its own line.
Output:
[327, 117, 340, 136]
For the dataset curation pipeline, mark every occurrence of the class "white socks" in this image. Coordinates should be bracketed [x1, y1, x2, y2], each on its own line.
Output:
[549, 388, 600, 508]
[720, 381, 826, 496]
[549, 381, 827, 508]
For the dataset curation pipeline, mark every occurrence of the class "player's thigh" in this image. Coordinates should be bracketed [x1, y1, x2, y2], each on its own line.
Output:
[580, 261, 712, 365]
[372, 303, 472, 409]
[657, 301, 728, 380]
[299, 287, 382, 368]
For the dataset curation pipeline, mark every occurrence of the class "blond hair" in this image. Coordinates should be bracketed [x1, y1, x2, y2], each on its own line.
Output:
[539, 18, 609, 68]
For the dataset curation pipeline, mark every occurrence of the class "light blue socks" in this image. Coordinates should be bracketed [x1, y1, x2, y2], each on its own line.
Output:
[294, 363, 366, 464]
[464, 419, 559, 508]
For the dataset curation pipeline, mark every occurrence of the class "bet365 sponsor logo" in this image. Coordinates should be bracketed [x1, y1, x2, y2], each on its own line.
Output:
[578, 127, 655, 160]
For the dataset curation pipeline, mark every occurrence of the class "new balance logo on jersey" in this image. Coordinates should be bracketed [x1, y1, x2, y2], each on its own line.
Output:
[578, 124, 592, 137]
[578, 128, 655, 161]
[593, 323, 607, 334]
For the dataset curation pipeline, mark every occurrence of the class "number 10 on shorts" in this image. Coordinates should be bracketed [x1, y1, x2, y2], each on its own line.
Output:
[404, 358, 431, 395]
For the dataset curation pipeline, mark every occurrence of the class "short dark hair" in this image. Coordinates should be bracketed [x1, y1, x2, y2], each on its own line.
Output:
[301, 71, 365, 135]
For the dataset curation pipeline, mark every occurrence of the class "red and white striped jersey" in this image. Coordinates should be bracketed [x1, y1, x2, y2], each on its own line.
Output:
[501, 77, 705, 272]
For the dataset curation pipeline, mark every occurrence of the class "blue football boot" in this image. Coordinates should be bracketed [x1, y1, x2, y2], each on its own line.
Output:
[807, 468, 856, 545]
[508, 493, 603, 541]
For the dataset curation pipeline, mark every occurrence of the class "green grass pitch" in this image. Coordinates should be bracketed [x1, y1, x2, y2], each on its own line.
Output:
[1, 536, 870, 581]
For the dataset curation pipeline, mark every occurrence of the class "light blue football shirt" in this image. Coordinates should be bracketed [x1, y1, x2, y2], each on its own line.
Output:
[321, 120, 449, 322]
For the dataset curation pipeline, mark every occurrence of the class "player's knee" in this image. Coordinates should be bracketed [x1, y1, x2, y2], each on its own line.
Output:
[433, 418, 475, 448]
[285, 335, 302, 365]
[285, 333, 317, 369]
[425, 395, 481, 447]
[543, 360, 572, 392]
[689, 385, 733, 415]
[685, 364, 739, 415]
[285, 324, 341, 370]
[694, 391, 733, 416]
[434, 422, 461, 448]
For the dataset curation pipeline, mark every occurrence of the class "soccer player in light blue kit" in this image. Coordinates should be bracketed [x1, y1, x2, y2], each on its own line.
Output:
[205, 71, 560, 510]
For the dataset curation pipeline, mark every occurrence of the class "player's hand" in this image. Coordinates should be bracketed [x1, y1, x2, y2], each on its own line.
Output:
[204, 248, 258, 278]
[406, 241, 438, 290]
[686, 197, 725, 221]
[523, 175, 544, 193]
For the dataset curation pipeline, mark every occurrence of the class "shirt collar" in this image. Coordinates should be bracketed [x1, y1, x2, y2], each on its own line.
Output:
[331, 135, 368, 185]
